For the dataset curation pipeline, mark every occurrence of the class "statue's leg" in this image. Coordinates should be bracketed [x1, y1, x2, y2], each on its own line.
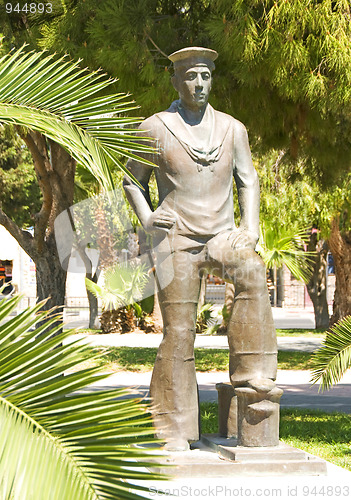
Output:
[228, 248, 277, 387]
[150, 248, 202, 450]
[208, 235, 281, 447]
[207, 235, 277, 387]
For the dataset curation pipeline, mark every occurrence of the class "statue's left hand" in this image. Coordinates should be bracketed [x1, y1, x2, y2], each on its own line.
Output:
[227, 229, 258, 250]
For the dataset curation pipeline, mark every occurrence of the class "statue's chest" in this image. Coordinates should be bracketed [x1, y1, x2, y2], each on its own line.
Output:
[157, 128, 233, 178]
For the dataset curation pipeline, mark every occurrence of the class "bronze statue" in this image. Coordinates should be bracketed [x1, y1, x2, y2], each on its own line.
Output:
[123, 47, 277, 451]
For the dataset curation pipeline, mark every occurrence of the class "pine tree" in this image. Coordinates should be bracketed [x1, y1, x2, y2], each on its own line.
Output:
[0, 125, 41, 228]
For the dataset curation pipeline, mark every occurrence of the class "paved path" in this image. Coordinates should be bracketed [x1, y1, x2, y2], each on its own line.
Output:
[79, 333, 351, 415]
[64, 305, 319, 330]
[86, 368, 351, 414]
[272, 306, 316, 329]
[70, 331, 324, 351]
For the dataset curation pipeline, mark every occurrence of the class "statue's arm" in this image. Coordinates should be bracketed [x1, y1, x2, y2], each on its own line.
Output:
[123, 156, 154, 229]
[231, 121, 260, 248]
[123, 119, 176, 233]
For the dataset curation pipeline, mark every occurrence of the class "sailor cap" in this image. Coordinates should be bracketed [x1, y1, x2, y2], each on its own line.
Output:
[168, 47, 218, 70]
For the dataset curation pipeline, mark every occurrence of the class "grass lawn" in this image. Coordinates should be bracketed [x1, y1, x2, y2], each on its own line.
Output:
[200, 403, 351, 471]
[277, 350, 312, 370]
[276, 328, 326, 337]
[83, 347, 312, 372]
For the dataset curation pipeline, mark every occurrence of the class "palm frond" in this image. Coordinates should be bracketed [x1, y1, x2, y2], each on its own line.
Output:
[0, 295, 166, 500]
[310, 315, 351, 391]
[0, 47, 155, 192]
[196, 303, 220, 334]
[86, 262, 149, 311]
[258, 225, 315, 282]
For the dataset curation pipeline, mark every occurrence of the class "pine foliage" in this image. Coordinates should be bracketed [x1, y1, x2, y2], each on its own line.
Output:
[27, 0, 351, 184]
[24, 0, 214, 114]
[206, 0, 351, 182]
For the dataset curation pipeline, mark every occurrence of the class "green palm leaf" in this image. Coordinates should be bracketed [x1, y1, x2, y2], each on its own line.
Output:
[258, 225, 315, 282]
[86, 262, 149, 311]
[0, 47, 155, 192]
[0, 295, 166, 500]
[310, 315, 351, 391]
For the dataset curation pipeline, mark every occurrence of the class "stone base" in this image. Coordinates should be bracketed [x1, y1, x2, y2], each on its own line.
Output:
[146, 434, 327, 477]
[217, 381, 284, 446]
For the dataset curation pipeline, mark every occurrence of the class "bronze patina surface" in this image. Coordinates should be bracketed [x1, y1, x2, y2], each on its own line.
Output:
[124, 47, 278, 451]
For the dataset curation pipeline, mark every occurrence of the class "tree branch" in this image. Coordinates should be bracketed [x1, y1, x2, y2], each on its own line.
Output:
[0, 207, 34, 258]
[18, 130, 53, 250]
[144, 32, 169, 59]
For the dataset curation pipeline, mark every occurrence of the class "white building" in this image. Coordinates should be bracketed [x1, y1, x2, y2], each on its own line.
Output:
[0, 226, 88, 308]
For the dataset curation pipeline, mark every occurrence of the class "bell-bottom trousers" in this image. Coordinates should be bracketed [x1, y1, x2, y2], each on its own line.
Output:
[149, 230, 277, 442]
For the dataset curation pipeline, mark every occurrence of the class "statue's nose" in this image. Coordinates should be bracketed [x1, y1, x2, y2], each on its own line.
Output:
[195, 75, 203, 88]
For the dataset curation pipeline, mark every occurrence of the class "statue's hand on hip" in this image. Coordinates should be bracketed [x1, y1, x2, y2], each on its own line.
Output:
[227, 228, 258, 250]
[144, 207, 176, 234]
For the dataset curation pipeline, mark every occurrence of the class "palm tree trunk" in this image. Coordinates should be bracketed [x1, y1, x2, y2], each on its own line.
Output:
[273, 265, 278, 307]
[197, 274, 207, 310]
[95, 199, 117, 270]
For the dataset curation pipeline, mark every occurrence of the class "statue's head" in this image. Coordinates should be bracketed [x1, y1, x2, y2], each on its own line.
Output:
[169, 47, 218, 111]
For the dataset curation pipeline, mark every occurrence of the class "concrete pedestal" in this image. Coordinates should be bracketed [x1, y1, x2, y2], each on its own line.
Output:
[146, 435, 327, 477]
[145, 381, 326, 478]
[216, 382, 237, 438]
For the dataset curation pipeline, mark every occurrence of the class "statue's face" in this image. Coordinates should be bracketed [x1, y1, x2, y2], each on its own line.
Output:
[173, 65, 212, 110]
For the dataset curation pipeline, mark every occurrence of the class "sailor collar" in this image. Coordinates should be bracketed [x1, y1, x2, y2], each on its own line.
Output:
[156, 101, 230, 172]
